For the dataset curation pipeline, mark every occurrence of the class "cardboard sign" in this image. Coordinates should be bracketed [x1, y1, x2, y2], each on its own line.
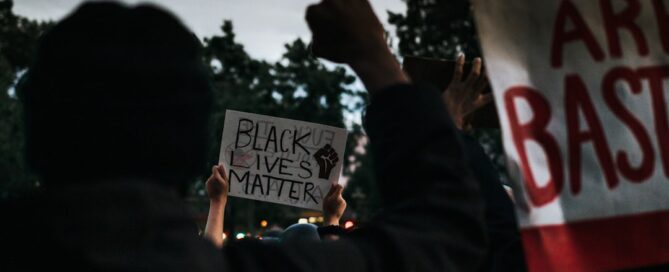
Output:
[218, 110, 347, 210]
[473, 0, 669, 270]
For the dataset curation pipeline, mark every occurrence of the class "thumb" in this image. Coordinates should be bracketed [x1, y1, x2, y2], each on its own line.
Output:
[217, 164, 229, 181]
[326, 183, 338, 198]
[335, 184, 344, 196]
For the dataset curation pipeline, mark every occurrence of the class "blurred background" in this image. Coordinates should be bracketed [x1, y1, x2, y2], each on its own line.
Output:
[0, 0, 507, 240]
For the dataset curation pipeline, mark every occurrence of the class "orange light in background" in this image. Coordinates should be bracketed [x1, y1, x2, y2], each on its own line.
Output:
[222, 232, 228, 240]
[344, 220, 354, 229]
[260, 220, 268, 228]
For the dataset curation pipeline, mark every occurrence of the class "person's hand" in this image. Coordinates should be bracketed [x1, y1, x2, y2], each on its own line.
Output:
[305, 0, 386, 64]
[443, 54, 492, 131]
[205, 165, 229, 204]
[323, 184, 346, 226]
[305, 0, 408, 92]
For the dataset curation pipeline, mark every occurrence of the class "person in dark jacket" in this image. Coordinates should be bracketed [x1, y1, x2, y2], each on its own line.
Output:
[1, 0, 487, 271]
[442, 53, 526, 271]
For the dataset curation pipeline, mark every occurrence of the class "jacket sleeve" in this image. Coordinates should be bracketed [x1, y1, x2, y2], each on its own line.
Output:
[221, 84, 487, 272]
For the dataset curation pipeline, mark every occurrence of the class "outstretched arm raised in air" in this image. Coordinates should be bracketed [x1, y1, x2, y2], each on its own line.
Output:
[204, 164, 229, 248]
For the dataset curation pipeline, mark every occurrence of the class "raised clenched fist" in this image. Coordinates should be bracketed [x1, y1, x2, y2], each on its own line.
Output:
[305, 0, 386, 64]
[313, 144, 339, 179]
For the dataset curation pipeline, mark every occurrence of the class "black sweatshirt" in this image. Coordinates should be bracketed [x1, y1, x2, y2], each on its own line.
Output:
[2, 84, 487, 272]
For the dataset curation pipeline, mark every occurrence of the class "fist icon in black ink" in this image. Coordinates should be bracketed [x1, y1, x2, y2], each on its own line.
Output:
[313, 144, 339, 179]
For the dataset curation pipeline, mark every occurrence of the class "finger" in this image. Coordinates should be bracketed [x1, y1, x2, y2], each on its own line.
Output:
[305, 4, 326, 52]
[466, 57, 482, 85]
[335, 184, 344, 196]
[305, 3, 338, 59]
[217, 164, 229, 181]
[471, 71, 489, 100]
[472, 93, 493, 110]
[213, 165, 226, 184]
[305, 3, 324, 29]
[205, 166, 217, 183]
[450, 53, 465, 86]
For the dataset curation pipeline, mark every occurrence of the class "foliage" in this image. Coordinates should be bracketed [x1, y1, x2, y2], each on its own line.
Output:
[0, 0, 51, 199]
[388, 0, 481, 59]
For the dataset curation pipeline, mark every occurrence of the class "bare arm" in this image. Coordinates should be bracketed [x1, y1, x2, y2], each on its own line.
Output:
[204, 165, 229, 248]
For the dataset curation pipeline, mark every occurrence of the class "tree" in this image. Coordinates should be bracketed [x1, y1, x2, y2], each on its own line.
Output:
[388, 0, 481, 59]
[0, 0, 51, 200]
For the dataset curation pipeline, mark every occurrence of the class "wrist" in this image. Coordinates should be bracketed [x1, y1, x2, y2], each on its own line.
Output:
[210, 197, 227, 207]
[349, 49, 409, 94]
[324, 216, 340, 226]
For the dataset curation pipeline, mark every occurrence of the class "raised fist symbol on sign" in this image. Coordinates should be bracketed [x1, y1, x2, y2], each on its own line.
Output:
[313, 144, 339, 179]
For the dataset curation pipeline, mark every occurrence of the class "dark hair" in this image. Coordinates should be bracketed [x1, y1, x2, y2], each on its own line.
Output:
[17, 2, 212, 188]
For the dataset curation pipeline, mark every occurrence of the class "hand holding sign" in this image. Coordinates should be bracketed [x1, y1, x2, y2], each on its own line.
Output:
[205, 165, 229, 203]
[323, 184, 346, 226]
[443, 54, 492, 131]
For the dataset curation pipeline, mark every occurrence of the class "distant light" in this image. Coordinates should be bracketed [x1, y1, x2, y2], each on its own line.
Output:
[316, 216, 324, 223]
[260, 220, 268, 228]
[308, 217, 317, 223]
[222, 232, 228, 240]
[235, 233, 245, 239]
[344, 220, 354, 229]
[297, 218, 308, 224]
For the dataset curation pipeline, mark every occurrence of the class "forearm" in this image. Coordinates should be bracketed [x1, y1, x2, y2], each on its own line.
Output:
[204, 199, 226, 248]
[349, 50, 409, 94]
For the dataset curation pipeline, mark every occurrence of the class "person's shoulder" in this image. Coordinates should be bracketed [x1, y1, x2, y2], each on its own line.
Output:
[0, 194, 43, 233]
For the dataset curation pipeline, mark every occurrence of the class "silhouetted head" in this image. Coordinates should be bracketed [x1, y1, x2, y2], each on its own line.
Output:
[280, 223, 320, 243]
[17, 2, 212, 189]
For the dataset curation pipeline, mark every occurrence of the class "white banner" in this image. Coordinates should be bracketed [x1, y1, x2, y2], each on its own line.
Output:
[473, 0, 669, 270]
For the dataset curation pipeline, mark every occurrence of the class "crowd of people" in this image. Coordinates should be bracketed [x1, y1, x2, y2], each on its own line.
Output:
[2, 0, 526, 271]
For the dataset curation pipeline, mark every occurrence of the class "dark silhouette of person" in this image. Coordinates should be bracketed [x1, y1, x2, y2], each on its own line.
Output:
[460, 134, 526, 272]
[2, 1, 487, 271]
[4, 2, 220, 271]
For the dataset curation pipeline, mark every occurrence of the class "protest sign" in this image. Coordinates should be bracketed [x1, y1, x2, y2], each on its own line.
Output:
[218, 110, 347, 210]
[472, 0, 669, 270]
